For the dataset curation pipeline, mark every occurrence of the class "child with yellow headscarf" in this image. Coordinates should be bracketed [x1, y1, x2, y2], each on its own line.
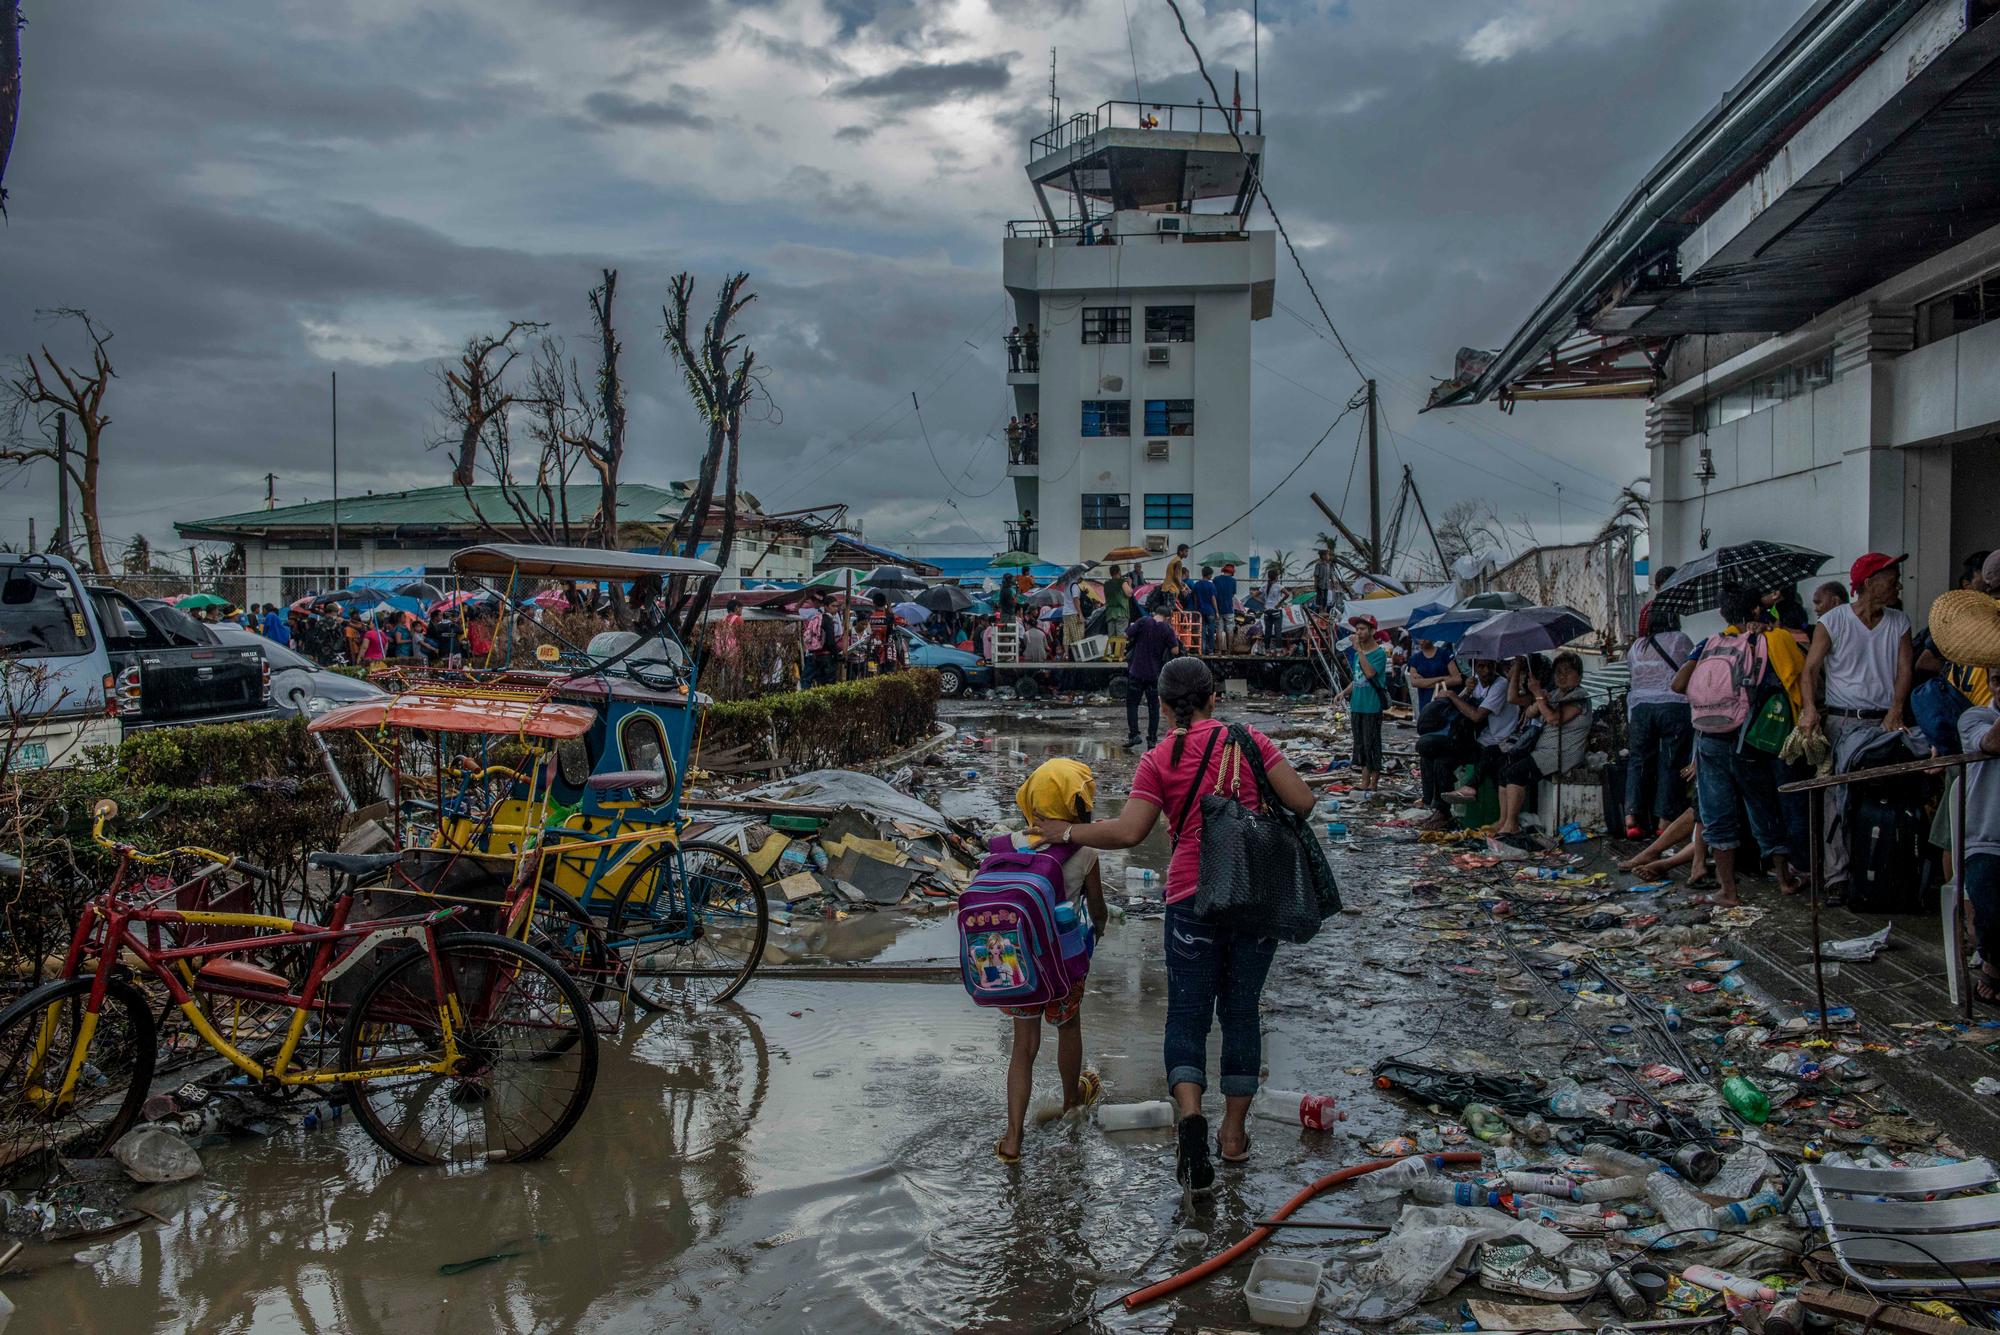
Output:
[993, 757, 1107, 1163]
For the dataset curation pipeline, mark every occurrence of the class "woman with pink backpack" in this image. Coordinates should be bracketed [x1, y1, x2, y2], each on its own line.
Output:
[1671, 583, 1807, 907]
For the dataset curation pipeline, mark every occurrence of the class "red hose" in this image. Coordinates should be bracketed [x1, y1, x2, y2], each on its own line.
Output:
[1122, 1151, 1483, 1310]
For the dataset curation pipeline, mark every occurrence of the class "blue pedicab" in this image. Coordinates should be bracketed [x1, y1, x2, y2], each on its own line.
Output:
[311, 544, 769, 1012]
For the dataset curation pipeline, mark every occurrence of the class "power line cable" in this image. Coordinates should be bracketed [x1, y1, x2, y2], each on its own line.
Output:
[1185, 390, 1367, 549]
[1163, 0, 1365, 386]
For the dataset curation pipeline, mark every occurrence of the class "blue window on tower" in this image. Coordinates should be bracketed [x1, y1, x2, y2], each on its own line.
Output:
[1081, 400, 1130, 437]
[1144, 494, 1194, 530]
[1144, 400, 1194, 436]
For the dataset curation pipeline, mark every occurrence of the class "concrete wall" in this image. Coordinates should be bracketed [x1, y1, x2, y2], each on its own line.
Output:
[1003, 230, 1274, 567]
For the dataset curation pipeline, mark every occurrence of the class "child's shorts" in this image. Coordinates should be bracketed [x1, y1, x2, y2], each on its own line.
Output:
[1002, 979, 1085, 1026]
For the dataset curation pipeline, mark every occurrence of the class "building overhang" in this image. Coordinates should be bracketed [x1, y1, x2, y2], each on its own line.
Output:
[1428, 0, 1996, 410]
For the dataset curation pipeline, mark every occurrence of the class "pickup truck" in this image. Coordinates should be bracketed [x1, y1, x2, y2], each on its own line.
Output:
[0, 553, 273, 770]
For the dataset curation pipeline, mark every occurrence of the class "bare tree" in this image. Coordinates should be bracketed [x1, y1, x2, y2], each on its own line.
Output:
[2, 308, 115, 572]
[0, 0, 19, 217]
[586, 270, 625, 549]
[431, 321, 543, 489]
[1429, 498, 1510, 577]
[1593, 475, 1649, 547]
[662, 272, 758, 641]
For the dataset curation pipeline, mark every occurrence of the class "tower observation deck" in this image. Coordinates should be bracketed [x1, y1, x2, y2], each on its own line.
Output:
[999, 99, 1275, 570]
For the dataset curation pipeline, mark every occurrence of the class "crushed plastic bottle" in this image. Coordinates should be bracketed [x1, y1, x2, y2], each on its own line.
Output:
[1711, 1188, 1784, 1228]
[1502, 1171, 1578, 1197]
[1574, 1174, 1650, 1203]
[1368, 1155, 1449, 1188]
[1644, 1171, 1719, 1241]
[1722, 1075, 1771, 1124]
[1461, 1102, 1508, 1142]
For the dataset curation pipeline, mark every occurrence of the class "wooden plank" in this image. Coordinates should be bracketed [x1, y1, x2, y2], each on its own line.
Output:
[1799, 1284, 1980, 1335]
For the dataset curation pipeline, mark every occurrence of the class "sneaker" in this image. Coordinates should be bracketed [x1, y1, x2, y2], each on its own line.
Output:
[1624, 821, 1645, 839]
[1125, 734, 1144, 749]
[1176, 1114, 1215, 1195]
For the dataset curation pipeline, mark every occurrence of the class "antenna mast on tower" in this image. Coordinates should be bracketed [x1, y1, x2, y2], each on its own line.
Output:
[1048, 48, 1058, 130]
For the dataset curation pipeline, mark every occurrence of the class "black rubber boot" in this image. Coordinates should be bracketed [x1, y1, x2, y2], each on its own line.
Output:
[1176, 1113, 1215, 1195]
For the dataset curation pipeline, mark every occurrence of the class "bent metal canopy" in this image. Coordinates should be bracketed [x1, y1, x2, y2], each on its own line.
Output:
[309, 689, 597, 739]
[449, 544, 721, 581]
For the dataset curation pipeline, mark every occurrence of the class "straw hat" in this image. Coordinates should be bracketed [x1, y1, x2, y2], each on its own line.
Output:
[1929, 589, 2000, 669]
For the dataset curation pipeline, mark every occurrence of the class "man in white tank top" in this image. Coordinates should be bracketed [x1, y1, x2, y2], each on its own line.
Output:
[1800, 552, 1915, 889]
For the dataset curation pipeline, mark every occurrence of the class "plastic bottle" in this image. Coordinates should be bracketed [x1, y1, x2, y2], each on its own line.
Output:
[1518, 1200, 1630, 1230]
[1053, 902, 1079, 930]
[1721, 1075, 1771, 1124]
[1662, 1004, 1684, 1032]
[1251, 1086, 1346, 1130]
[1410, 1179, 1507, 1208]
[1461, 1102, 1508, 1142]
[1710, 1189, 1784, 1228]
[1369, 1155, 1449, 1187]
[1582, 1143, 1655, 1176]
[1097, 1100, 1175, 1131]
[1523, 866, 1564, 881]
[1503, 1171, 1578, 1197]
[1644, 1172, 1719, 1239]
[1123, 866, 1158, 895]
[1574, 1174, 1650, 1203]
[1679, 1265, 1777, 1303]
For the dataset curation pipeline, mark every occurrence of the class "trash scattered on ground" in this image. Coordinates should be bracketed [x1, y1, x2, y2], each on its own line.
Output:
[110, 1125, 203, 1183]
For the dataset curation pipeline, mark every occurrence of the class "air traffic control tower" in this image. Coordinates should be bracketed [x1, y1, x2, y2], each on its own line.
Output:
[1000, 99, 1276, 569]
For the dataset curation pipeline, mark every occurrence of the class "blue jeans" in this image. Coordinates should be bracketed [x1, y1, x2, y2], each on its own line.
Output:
[1624, 702, 1692, 827]
[1693, 733, 1789, 856]
[1966, 855, 2000, 972]
[1200, 614, 1218, 653]
[1164, 905, 1278, 1097]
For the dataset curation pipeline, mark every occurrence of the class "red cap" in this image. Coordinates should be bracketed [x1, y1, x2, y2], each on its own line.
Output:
[1348, 613, 1378, 630]
[1849, 552, 1906, 591]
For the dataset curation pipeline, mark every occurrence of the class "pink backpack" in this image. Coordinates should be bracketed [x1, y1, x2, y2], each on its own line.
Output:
[1686, 631, 1767, 736]
[957, 837, 1094, 1009]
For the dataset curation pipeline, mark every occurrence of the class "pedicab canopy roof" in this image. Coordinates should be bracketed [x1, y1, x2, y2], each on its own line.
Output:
[308, 688, 598, 739]
[449, 544, 721, 581]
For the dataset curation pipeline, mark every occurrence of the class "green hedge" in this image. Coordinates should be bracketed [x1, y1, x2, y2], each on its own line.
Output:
[700, 670, 941, 772]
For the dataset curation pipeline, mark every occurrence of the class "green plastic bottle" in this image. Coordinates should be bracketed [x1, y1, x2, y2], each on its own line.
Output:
[1722, 1075, 1770, 1124]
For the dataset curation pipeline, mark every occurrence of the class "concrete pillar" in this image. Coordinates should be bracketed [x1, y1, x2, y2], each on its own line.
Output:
[1644, 400, 1693, 570]
[1834, 302, 1916, 583]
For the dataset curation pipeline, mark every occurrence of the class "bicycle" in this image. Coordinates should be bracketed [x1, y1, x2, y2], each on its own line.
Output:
[0, 800, 598, 1176]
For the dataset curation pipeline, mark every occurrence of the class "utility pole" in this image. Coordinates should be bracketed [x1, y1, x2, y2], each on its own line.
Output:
[52, 414, 70, 556]
[329, 371, 340, 587]
[263, 472, 276, 511]
[1366, 378, 1381, 571]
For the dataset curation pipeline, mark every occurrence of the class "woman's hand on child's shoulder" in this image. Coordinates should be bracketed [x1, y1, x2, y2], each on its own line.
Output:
[1031, 816, 1071, 845]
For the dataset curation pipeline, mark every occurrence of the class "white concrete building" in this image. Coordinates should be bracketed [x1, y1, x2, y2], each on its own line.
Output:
[1000, 99, 1275, 568]
[1431, 0, 2000, 621]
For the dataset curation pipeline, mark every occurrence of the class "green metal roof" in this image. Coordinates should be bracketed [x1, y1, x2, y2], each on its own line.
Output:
[177, 483, 689, 540]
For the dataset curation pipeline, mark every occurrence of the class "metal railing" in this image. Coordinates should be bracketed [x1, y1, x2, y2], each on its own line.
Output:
[1002, 216, 1248, 247]
[1005, 522, 1039, 554]
[1030, 100, 1262, 157]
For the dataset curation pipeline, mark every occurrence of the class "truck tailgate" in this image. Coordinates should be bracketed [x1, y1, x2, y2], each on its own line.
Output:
[120, 646, 269, 724]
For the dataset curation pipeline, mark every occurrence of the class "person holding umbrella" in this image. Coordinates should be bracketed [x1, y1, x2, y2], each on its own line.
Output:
[1102, 564, 1133, 659]
[1489, 652, 1592, 836]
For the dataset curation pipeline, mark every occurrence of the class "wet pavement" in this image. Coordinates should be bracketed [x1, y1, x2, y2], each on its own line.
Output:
[16, 698, 1973, 1332]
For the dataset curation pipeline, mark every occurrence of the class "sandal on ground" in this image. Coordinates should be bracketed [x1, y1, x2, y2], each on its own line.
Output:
[1176, 1114, 1215, 1195]
[1218, 1129, 1252, 1164]
[1064, 1070, 1103, 1119]
[993, 1138, 1020, 1164]
[1685, 870, 1716, 889]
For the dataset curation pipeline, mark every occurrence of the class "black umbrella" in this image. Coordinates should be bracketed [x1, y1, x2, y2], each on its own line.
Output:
[862, 564, 926, 592]
[1453, 590, 1534, 612]
[916, 584, 973, 613]
[395, 581, 447, 603]
[1651, 541, 1829, 617]
[1457, 606, 1594, 660]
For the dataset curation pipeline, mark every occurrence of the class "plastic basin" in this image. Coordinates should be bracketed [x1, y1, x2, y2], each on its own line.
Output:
[1244, 1256, 1323, 1328]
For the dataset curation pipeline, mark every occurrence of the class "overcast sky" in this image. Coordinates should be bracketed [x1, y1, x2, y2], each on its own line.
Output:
[0, 0, 1814, 569]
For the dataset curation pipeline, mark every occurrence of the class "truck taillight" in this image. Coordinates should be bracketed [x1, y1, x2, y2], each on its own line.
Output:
[115, 666, 143, 717]
[103, 673, 117, 718]
[261, 658, 272, 702]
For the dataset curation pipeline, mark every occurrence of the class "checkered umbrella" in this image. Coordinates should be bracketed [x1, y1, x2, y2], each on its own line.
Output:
[1650, 541, 1829, 616]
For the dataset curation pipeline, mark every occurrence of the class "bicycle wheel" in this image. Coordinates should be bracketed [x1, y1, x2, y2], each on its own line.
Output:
[340, 932, 597, 1166]
[0, 976, 156, 1183]
[606, 840, 769, 1012]
[524, 881, 613, 1008]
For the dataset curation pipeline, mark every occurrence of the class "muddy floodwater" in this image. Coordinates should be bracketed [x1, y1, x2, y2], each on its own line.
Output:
[15, 702, 1494, 1333]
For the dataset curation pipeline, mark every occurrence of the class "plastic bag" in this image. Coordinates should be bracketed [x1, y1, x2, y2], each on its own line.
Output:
[1320, 1204, 1569, 1322]
[1705, 1146, 1775, 1200]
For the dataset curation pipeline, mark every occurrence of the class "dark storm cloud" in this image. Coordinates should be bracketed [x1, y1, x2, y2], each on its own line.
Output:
[833, 56, 1012, 108]
[582, 89, 715, 131]
[0, 0, 1823, 558]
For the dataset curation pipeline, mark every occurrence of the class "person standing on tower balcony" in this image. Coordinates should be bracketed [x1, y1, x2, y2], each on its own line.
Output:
[1022, 324, 1040, 373]
[1005, 326, 1022, 373]
[1005, 416, 1023, 464]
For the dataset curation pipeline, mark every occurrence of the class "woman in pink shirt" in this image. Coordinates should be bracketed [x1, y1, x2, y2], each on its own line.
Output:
[360, 614, 389, 668]
[1033, 657, 1315, 1194]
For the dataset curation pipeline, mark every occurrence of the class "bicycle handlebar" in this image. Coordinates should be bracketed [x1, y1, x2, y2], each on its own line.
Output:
[450, 760, 533, 784]
[90, 799, 266, 879]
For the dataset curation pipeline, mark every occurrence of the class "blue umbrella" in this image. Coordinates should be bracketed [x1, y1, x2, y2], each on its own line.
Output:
[893, 600, 930, 624]
[1407, 606, 1498, 645]
[1457, 606, 1593, 660]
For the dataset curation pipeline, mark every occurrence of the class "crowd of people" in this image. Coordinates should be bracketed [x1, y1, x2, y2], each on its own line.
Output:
[198, 595, 507, 669]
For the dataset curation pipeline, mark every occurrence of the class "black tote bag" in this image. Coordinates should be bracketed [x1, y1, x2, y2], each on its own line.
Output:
[1180, 724, 1341, 943]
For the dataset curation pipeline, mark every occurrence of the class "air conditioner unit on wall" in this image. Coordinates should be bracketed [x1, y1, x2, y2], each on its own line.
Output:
[1145, 439, 1169, 461]
[1156, 215, 1184, 234]
[1145, 534, 1169, 553]
[1146, 346, 1170, 366]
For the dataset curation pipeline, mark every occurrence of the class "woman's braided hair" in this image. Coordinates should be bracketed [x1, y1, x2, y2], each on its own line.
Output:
[1159, 656, 1216, 766]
